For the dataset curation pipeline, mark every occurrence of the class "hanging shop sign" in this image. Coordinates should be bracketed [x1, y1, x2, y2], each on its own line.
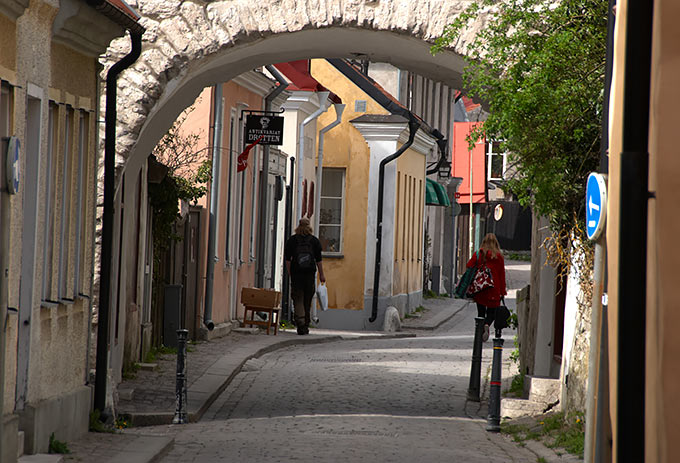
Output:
[245, 114, 284, 145]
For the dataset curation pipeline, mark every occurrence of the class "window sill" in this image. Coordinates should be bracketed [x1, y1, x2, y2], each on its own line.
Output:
[322, 254, 344, 259]
[41, 300, 60, 310]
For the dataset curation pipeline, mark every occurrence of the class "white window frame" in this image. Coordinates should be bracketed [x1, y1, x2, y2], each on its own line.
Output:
[0, 81, 11, 138]
[73, 111, 88, 296]
[41, 103, 58, 302]
[318, 167, 345, 256]
[486, 140, 507, 181]
[58, 106, 74, 300]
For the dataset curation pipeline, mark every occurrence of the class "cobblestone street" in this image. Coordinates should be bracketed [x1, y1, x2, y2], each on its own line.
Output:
[111, 262, 536, 462]
[57, 261, 553, 462]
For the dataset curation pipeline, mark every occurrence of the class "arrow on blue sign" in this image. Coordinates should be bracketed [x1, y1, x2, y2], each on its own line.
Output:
[586, 173, 607, 241]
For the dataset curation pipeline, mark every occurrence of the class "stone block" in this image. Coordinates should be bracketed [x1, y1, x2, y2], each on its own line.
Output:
[17, 455, 63, 463]
[528, 376, 561, 404]
[19, 386, 91, 454]
[501, 398, 547, 420]
[3, 413, 19, 463]
[198, 321, 235, 340]
[382, 306, 402, 332]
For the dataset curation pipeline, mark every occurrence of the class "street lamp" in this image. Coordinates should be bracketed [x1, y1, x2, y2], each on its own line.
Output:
[437, 160, 451, 179]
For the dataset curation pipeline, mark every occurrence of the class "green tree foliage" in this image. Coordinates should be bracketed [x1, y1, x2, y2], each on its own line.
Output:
[150, 102, 211, 259]
[433, 0, 608, 234]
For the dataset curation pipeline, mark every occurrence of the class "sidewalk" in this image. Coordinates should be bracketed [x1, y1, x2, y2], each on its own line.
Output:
[402, 295, 471, 330]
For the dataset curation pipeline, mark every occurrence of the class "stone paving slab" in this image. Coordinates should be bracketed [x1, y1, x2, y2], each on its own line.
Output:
[63, 432, 172, 463]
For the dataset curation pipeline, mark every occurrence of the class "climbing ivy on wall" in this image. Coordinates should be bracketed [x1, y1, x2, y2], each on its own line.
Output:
[150, 102, 211, 262]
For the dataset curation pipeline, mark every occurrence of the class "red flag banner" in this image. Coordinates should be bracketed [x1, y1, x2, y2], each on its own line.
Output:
[236, 136, 264, 172]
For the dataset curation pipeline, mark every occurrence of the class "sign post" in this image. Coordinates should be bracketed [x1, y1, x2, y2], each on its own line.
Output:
[586, 172, 607, 241]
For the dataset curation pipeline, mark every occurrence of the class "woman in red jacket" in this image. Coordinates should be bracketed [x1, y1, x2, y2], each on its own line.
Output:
[466, 233, 507, 341]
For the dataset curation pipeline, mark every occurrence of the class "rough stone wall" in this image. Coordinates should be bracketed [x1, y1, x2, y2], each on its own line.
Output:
[563, 246, 594, 414]
[565, 294, 591, 413]
[99, 0, 485, 174]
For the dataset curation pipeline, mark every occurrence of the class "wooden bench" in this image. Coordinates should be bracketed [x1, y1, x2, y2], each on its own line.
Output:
[242, 305, 281, 335]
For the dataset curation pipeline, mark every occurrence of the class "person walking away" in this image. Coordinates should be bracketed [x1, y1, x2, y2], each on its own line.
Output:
[285, 218, 326, 335]
[466, 233, 507, 341]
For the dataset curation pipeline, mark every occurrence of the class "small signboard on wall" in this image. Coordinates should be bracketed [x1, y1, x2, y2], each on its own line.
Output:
[245, 114, 284, 145]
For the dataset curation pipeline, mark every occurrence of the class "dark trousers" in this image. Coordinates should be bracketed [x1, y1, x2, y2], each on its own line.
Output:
[291, 273, 316, 328]
[476, 303, 498, 327]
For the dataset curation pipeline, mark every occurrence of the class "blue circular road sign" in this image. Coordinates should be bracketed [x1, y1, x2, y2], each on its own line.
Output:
[586, 172, 607, 240]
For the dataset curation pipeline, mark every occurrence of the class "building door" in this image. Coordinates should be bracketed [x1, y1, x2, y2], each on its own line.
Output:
[183, 208, 200, 339]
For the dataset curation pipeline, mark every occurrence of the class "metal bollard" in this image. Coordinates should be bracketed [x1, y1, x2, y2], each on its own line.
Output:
[467, 317, 485, 402]
[173, 329, 189, 424]
[486, 332, 504, 432]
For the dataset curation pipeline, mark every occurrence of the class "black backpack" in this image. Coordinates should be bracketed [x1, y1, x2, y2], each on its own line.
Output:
[293, 235, 316, 272]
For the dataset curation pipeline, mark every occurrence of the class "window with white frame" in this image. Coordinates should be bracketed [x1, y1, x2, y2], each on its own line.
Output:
[0, 81, 12, 137]
[58, 106, 74, 300]
[486, 140, 507, 181]
[318, 168, 345, 254]
[74, 111, 89, 295]
[42, 103, 58, 302]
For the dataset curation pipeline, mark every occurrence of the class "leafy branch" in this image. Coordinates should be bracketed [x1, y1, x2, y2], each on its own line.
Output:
[434, 0, 607, 300]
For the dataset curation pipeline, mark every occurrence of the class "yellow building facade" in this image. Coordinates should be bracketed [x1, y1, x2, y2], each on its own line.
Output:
[309, 59, 436, 329]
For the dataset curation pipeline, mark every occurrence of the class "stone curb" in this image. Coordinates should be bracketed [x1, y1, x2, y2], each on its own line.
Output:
[125, 331, 414, 427]
[402, 301, 470, 330]
[104, 435, 174, 463]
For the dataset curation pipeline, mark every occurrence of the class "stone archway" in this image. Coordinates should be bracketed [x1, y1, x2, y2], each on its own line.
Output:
[103, 0, 486, 178]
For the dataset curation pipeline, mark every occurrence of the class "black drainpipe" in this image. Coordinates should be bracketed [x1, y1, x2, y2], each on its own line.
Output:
[94, 32, 144, 415]
[426, 135, 448, 176]
[370, 120, 420, 323]
[617, 0, 654, 461]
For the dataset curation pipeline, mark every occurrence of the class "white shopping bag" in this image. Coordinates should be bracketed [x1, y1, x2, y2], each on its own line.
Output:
[317, 283, 328, 311]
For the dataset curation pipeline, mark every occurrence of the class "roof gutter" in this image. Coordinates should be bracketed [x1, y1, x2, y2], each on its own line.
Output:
[370, 119, 420, 323]
[256, 66, 289, 288]
[94, 29, 144, 415]
[86, 0, 144, 35]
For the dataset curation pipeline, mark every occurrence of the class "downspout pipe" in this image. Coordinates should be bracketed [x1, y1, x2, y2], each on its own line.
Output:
[256, 66, 289, 287]
[369, 120, 420, 323]
[203, 85, 224, 331]
[426, 135, 448, 176]
[297, 91, 331, 222]
[94, 31, 143, 415]
[313, 104, 346, 234]
[617, 0, 654, 460]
